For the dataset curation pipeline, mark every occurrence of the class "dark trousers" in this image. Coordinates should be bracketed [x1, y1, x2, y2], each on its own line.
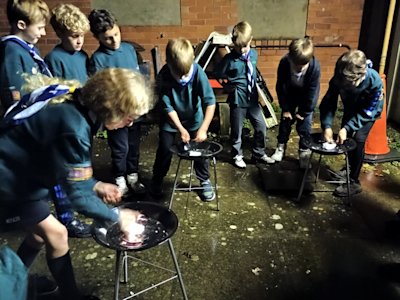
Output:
[152, 129, 209, 183]
[277, 111, 313, 150]
[349, 121, 374, 182]
[230, 105, 266, 157]
[107, 123, 141, 177]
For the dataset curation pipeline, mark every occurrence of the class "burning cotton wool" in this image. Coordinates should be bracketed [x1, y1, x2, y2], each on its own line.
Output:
[322, 142, 336, 150]
[121, 214, 147, 248]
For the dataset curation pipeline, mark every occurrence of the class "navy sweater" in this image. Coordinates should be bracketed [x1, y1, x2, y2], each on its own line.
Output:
[276, 54, 321, 118]
[319, 67, 384, 134]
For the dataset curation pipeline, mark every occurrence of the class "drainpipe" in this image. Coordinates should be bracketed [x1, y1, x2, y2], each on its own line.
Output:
[379, 0, 396, 73]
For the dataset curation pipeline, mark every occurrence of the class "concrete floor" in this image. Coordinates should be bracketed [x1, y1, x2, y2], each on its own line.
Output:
[2, 123, 400, 300]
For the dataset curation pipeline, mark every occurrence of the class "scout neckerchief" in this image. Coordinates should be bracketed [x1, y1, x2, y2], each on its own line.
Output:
[1, 35, 52, 77]
[1, 84, 75, 128]
[240, 50, 254, 96]
[171, 64, 196, 87]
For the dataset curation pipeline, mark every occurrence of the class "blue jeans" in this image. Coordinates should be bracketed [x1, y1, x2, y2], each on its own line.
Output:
[230, 105, 266, 158]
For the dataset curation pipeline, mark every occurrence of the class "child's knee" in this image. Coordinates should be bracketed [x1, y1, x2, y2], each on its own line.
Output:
[50, 223, 69, 249]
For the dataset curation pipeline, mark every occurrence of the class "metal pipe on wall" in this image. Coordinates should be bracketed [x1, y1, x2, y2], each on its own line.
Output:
[379, 0, 396, 73]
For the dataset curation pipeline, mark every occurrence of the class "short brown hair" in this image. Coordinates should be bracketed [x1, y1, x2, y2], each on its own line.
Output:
[166, 38, 194, 77]
[231, 21, 252, 48]
[50, 4, 90, 36]
[7, 0, 50, 26]
[288, 37, 314, 65]
[335, 49, 367, 83]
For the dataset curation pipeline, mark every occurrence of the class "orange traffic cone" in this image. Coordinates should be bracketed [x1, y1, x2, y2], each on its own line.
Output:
[365, 74, 390, 155]
[364, 74, 400, 163]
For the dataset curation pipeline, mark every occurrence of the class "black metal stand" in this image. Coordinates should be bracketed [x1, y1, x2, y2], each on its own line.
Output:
[114, 239, 188, 300]
[169, 141, 223, 211]
[296, 133, 357, 205]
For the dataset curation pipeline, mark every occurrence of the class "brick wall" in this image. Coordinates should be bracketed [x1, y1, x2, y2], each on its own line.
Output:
[0, 0, 364, 102]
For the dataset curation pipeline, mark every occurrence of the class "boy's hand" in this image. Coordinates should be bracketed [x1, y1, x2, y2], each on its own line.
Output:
[295, 113, 304, 121]
[283, 111, 292, 120]
[94, 181, 122, 204]
[336, 128, 347, 144]
[194, 128, 207, 143]
[323, 128, 334, 143]
[180, 129, 190, 144]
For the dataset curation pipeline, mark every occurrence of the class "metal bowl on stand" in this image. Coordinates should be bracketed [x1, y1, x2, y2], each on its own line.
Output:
[92, 201, 178, 252]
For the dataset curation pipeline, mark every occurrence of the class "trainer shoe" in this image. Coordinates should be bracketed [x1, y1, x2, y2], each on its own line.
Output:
[271, 147, 284, 162]
[127, 173, 146, 194]
[66, 218, 92, 238]
[233, 155, 246, 169]
[200, 180, 215, 202]
[252, 154, 275, 164]
[333, 182, 362, 197]
[115, 176, 129, 196]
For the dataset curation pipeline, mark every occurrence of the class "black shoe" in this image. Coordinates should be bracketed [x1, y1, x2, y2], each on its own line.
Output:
[333, 182, 362, 197]
[29, 274, 58, 298]
[65, 218, 92, 238]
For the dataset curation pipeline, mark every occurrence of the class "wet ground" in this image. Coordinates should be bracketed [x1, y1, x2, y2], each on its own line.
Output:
[3, 121, 400, 300]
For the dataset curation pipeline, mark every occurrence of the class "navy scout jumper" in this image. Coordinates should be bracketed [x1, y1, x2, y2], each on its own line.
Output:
[319, 67, 384, 182]
[215, 48, 268, 158]
[275, 54, 321, 148]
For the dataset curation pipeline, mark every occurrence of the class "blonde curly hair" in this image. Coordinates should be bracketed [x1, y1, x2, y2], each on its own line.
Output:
[81, 68, 155, 124]
[50, 3, 90, 35]
[22, 69, 155, 124]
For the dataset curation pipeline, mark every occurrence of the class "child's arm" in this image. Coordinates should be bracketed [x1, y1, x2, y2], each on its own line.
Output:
[88, 54, 104, 75]
[194, 67, 216, 142]
[276, 58, 290, 113]
[213, 54, 235, 92]
[167, 110, 190, 143]
[319, 77, 339, 143]
[194, 104, 216, 142]
[341, 71, 384, 138]
[298, 59, 321, 118]
[319, 78, 340, 131]
[1, 52, 26, 107]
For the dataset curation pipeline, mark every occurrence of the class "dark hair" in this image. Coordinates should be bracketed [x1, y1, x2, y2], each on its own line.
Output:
[88, 9, 117, 36]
